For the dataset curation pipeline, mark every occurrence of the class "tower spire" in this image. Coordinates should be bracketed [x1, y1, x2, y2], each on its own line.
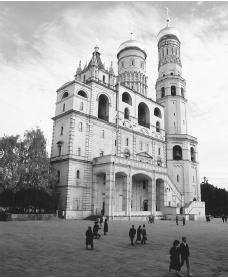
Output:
[166, 7, 170, 27]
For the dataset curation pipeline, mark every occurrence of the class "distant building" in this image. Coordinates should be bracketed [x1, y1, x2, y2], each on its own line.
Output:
[50, 17, 205, 220]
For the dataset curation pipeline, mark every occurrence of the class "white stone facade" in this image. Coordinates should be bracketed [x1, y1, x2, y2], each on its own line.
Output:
[50, 23, 205, 220]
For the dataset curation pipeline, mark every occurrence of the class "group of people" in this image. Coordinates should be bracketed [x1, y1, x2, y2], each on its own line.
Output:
[129, 224, 147, 245]
[169, 237, 192, 276]
[222, 214, 227, 223]
[85, 217, 108, 250]
[176, 215, 186, 226]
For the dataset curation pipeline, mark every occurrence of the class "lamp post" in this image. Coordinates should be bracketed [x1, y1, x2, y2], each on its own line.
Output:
[0, 150, 4, 189]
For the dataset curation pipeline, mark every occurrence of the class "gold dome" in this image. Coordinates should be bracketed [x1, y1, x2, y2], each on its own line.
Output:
[157, 26, 181, 43]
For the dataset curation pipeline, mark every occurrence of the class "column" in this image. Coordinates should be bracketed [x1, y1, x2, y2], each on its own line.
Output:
[151, 178, 156, 214]
[105, 168, 115, 218]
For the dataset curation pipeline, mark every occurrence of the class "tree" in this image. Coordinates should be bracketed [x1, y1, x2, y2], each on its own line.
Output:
[201, 177, 228, 216]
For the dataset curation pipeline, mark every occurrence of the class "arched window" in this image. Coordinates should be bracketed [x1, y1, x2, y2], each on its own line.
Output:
[138, 102, 150, 128]
[171, 86, 176, 96]
[60, 126, 63, 136]
[63, 103, 65, 112]
[78, 122, 83, 132]
[98, 94, 109, 121]
[57, 170, 60, 183]
[181, 88, 184, 97]
[62, 91, 68, 100]
[83, 75, 86, 82]
[162, 48, 164, 57]
[76, 170, 80, 179]
[156, 121, 160, 132]
[80, 102, 83, 111]
[58, 145, 62, 156]
[126, 138, 129, 146]
[78, 90, 87, 98]
[161, 87, 165, 98]
[191, 147, 195, 162]
[139, 141, 143, 151]
[154, 107, 161, 118]
[103, 75, 105, 83]
[124, 108, 130, 119]
[173, 145, 182, 160]
[122, 92, 132, 105]
[171, 72, 173, 75]
[177, 174, 179, 182]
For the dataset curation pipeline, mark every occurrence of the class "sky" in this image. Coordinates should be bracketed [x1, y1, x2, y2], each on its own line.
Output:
[0, 1, 228, 189]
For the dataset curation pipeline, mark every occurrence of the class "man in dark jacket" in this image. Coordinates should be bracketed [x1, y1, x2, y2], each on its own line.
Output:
[129, 225, 136, 245]
[180, 237, 192, 276]
[86, 226, 94, 250]
[104, 218, 108, 235]
[93, 221, 101, 239]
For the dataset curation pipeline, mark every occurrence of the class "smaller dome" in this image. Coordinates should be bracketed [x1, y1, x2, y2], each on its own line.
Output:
[157, 26, 181, 43]
[117, 39, 146, 58]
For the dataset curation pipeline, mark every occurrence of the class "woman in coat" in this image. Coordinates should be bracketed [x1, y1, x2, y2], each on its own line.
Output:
[169, 240, 181, 275]
[135, 225, 142, 244]
[86, 226, 94, 250]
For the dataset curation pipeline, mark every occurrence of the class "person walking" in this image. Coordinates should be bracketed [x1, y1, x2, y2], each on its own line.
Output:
[93, 221, 101, 239]
[141, 224, 147, 245]
[99, 216, 103, 228]
[86, 226, 94, 250]
[180, 237, 192, 276]
[183, 217, 186, 226]
[169, 240, 181, 276]
[104, 218, 108, 235]
[135, 225, 142, 244]
[176, 215, 179, 225]
[129, 225, 136, 246]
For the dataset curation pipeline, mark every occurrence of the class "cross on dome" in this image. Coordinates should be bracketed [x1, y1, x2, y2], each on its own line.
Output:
[166, 7, 170, 27]
[130, 32, 133, 40]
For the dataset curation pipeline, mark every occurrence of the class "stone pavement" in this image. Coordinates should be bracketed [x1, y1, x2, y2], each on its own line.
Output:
[0, 218, 228, 276]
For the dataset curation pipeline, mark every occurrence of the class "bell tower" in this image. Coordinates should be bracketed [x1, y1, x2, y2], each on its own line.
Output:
[155, 11, 204, 210]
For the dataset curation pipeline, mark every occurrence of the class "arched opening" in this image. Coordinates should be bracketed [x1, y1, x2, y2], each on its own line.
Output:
[122, 92, 132, 105]
[62, 91, 69, 100]
[171, 86, 176, 96]
[161, 87, 165, 98]
[78, 90, 87, 98]
[62, 103, 65, 112]
[191, 147, 196, 162]
[156, 121, 160, 132]
[76, 170, 80, 179]
[173, 145, 182, 160]
[103, 75, 105, 83]
[156, 179, 164, 211]
[181, 88, 184, 97]
[132, 174, 151, 212]
[57, 170, 60, 183]
[114, 172, 127, 212]
[124, 108, 130, 119]
[154, 107, 162, 118]
[138, 102, 150, 128]
[94, 172, 106, 215]
[98, 94, 109, 122]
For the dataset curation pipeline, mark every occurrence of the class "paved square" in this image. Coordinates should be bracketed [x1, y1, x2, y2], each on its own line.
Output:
[0, 218, 228, 276]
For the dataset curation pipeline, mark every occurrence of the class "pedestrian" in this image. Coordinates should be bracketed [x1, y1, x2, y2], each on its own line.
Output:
[169, 240, 181, 276]
[99, 216, 103, 228]
[222, 214, 225, 223]
[135, 225, 142, 244]
[104, 218, 108, 235]
[152, 215, 155, 224]
[225, 215, 227, 223]
[86, 226, 94, 250]
[93, 221, 101, 239]
[129, 225, 136, 246]
[141, 224, 147, 245]
[180, 237, 192, 276]
[176, 215, 179, 225]
[183, 217, 186, 226]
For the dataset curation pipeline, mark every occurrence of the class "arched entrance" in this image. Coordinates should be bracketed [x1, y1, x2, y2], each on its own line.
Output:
[156, 179, 165, 211]
[94, 172, 106, 215]
[132, 173, 151, 212]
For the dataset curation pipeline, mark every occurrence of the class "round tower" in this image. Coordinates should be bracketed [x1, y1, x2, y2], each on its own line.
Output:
[156, 16, 187, 135]
[117, 36, 148, 96]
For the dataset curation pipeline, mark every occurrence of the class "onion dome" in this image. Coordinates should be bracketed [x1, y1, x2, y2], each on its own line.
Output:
[117, 38, 147, 59]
